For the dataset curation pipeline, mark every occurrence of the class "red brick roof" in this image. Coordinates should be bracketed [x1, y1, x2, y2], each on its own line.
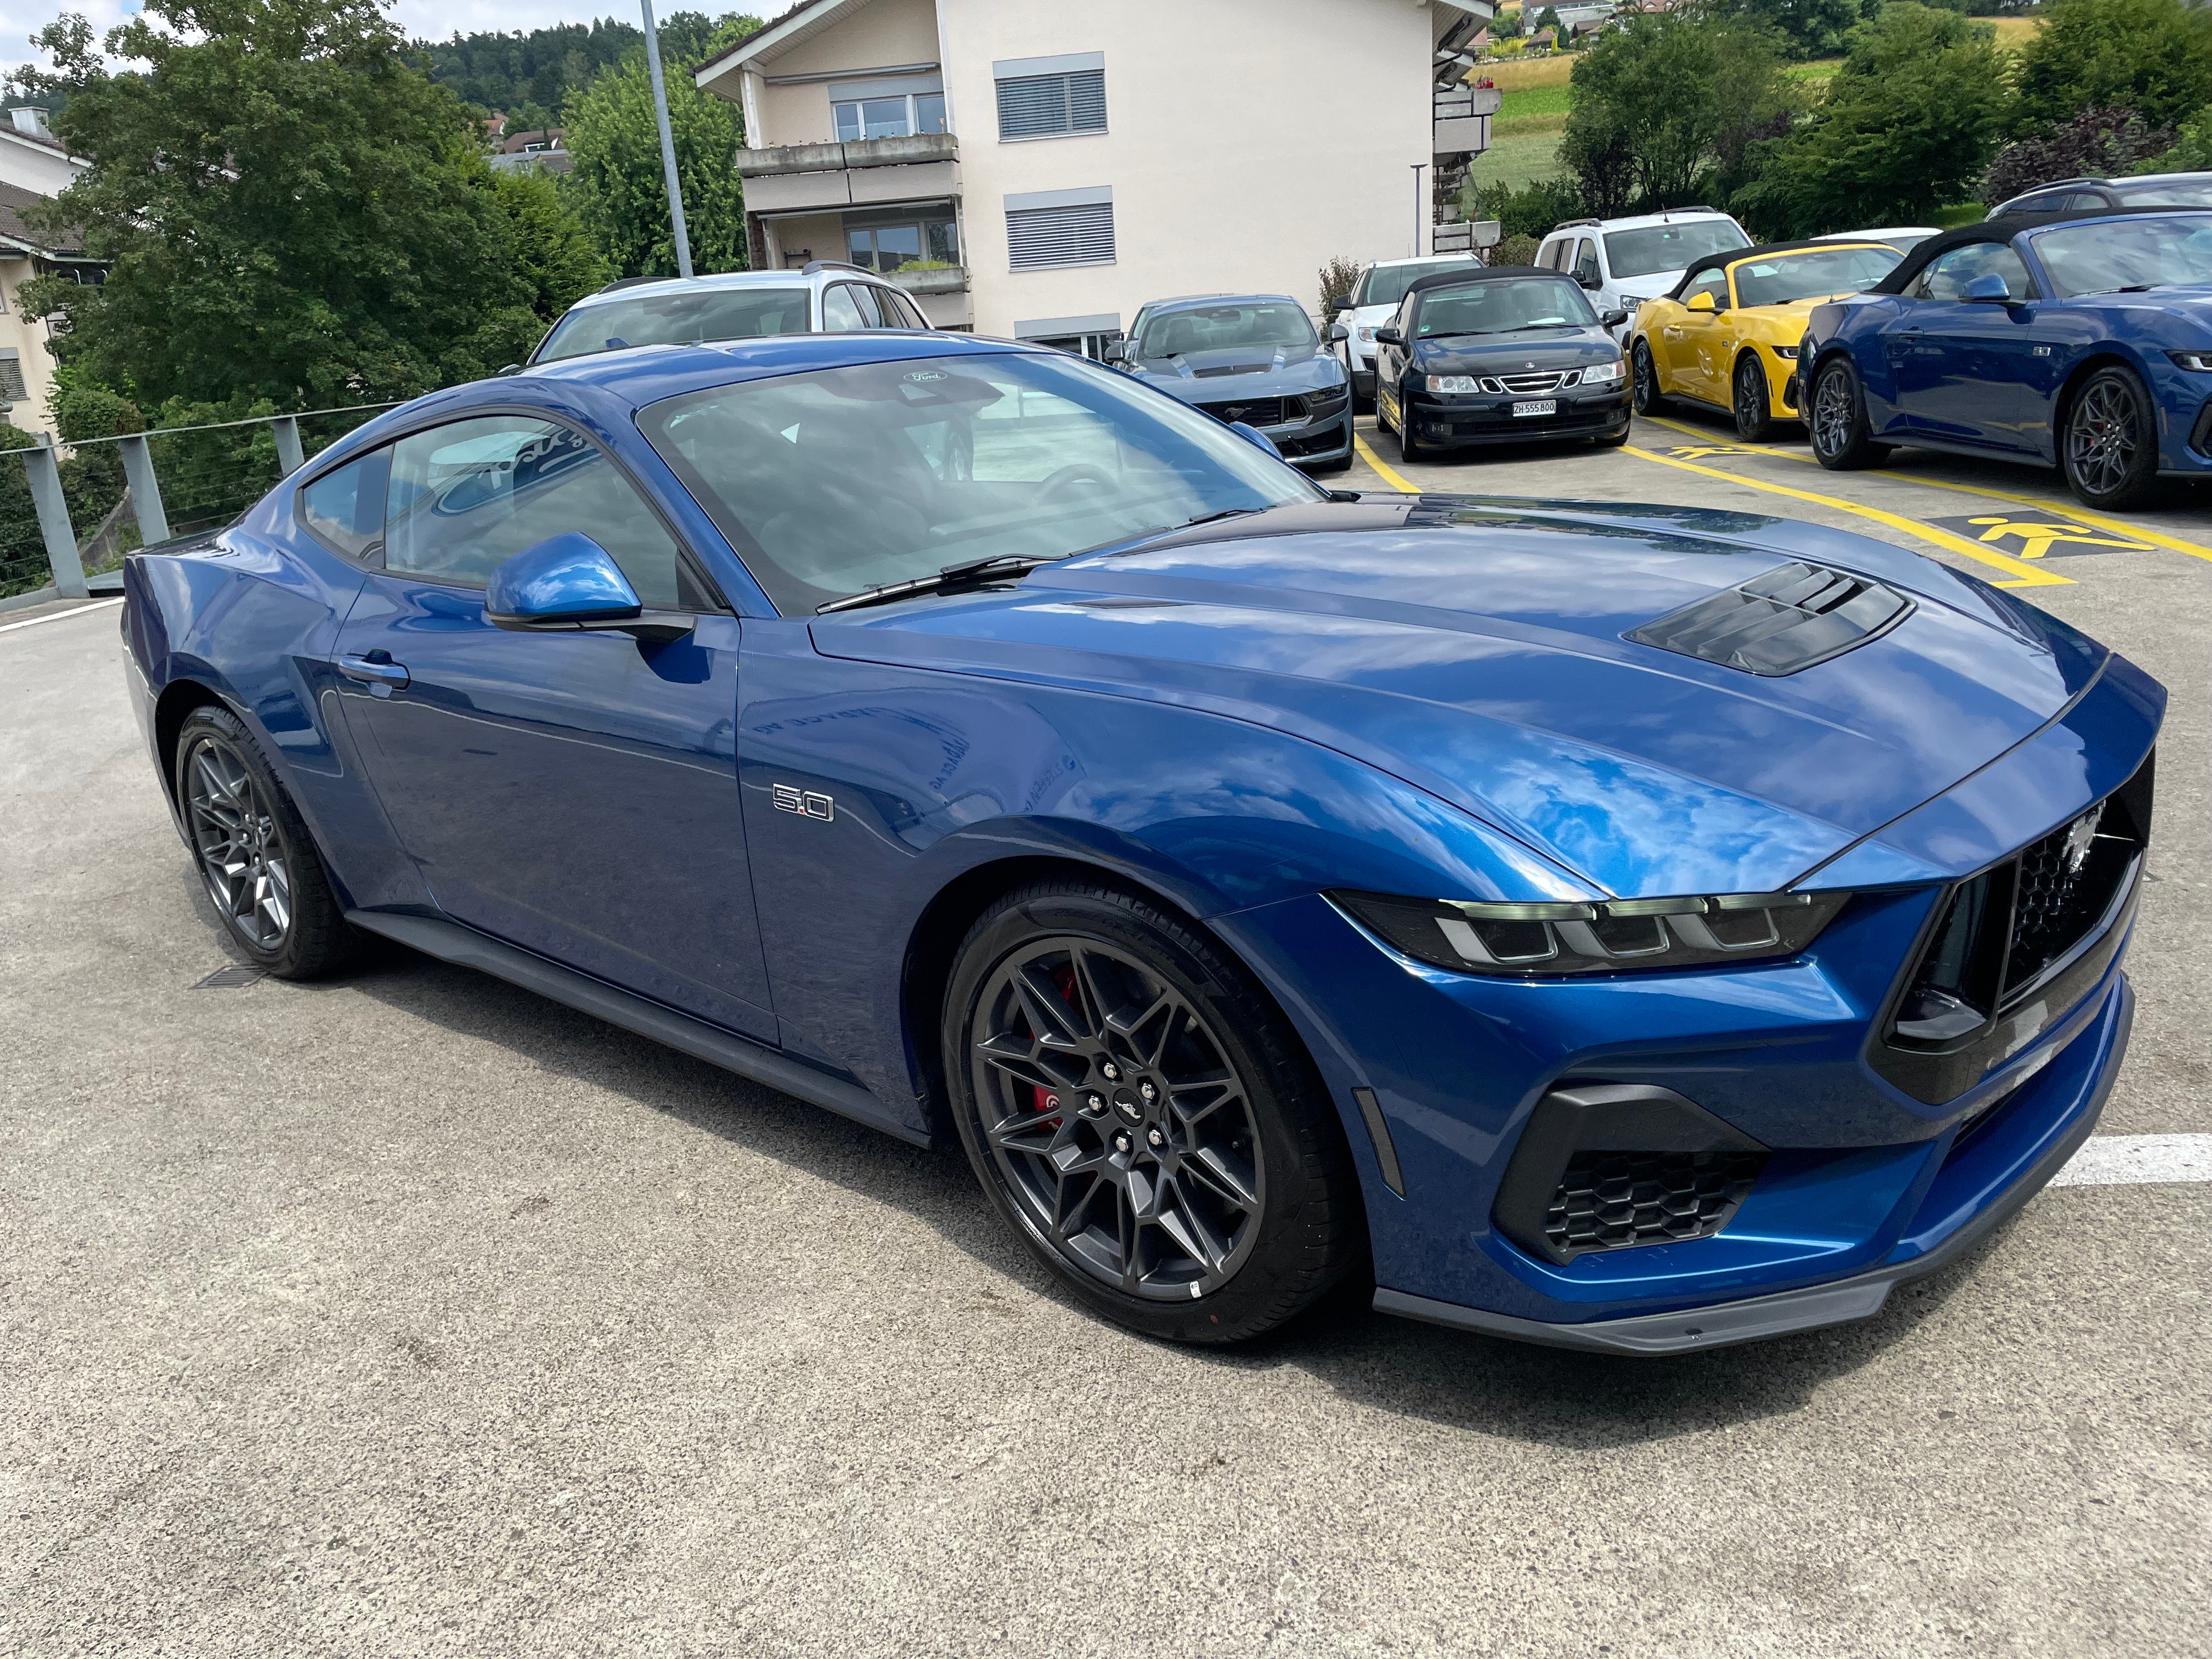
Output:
[0, 179, 85, 255]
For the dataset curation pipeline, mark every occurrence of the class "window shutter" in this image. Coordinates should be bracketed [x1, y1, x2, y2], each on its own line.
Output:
[1066, 70, 1107, 131]
[0, 349, 25, 404]
[996, 70, 1107, 139]
[1006, 202, 1116, 271]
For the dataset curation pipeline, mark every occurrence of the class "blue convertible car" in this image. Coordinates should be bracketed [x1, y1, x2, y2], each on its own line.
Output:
[123, 330, 2161, 1354]
[1798, 207, 2212, 507]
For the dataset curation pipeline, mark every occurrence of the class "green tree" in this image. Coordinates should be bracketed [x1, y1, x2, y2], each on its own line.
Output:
[1734, 4, 2013, 237]
[2012, 0, 2212, 133]
[1703, 0, 1872, 61]
[18, 0, 558, 408]
[492, 168, 611, 321]
[562, 19, 756, 279]
[1561, 12, 1796, 215]
[2142, 104, 2212, 172]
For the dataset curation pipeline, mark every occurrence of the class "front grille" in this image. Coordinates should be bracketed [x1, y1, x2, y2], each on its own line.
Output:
[1462, 369, 1585, 395]
[1197, 396, 1291, 426]
[1544, 1149, 1766, 1259]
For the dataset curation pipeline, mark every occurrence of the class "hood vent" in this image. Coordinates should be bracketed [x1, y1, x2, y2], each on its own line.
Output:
[1193, 363, 1271, 377]
[1627, 561, 1914, 676]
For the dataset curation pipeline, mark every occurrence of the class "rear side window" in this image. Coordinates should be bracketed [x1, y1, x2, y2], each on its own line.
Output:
[822, 284, 871, 331]
[297, 448, 391, 561]
[878, 286, 928, 329]
[1574, 238, 1600, 284]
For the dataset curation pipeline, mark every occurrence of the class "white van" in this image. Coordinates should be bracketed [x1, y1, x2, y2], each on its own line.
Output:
[1534, 209, 1751, 341]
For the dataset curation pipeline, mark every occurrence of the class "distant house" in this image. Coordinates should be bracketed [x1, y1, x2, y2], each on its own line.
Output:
[0, 178, 104, 437]
[0, 106, 84, 199]
[490, 127, 573, 176]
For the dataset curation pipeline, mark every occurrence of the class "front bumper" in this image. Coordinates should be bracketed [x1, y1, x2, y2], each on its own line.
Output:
[1407, 387, 1632, 448]
[1266, 409, 1353, 464]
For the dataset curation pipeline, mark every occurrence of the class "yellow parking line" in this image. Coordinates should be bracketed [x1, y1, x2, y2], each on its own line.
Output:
[1642, 412, 2212, 566]
[1620, 444, 2071, 586]
[1352, 431, 1419, 494]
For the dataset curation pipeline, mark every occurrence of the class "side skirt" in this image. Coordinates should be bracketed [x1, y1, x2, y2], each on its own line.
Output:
[346, 909, 933, 1148]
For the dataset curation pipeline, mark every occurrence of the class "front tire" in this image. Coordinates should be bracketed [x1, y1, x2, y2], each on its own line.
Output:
[2063, 366, 2162, 510]
[943, 882, 1362, 1345]
[1733, 354, 1775, 442]
[174, 704, 359, 979]
[1631, 339, 1667, 415]
[1807, 356, 1891, 471]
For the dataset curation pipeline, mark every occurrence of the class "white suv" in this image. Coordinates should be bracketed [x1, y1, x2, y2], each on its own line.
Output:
[1328, 255, 1484, 407]
[526, 262, 936, 365]
[1534, 210, 1751, 342]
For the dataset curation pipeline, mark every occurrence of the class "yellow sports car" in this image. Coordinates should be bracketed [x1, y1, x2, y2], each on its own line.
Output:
[1630, 240, 1904, 440]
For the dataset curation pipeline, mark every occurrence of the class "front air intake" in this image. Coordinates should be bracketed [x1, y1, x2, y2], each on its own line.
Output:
[1626, 561, 1914, 676]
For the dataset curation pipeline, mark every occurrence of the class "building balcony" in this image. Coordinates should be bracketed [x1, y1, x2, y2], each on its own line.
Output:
[735, 132, 960, 216]
[1434, 84, 1503, 157]
[885, 265, 968, 297]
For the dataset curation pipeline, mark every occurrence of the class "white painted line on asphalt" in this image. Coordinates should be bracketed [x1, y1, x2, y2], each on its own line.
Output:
[2051, 1134, 2212, 1187]
[0, 597, 123, 634]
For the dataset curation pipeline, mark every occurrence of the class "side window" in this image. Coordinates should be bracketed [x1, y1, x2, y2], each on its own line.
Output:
[846, 284, 886, 327]
[878, 286, 927, 329]
[1574, 238, 1600, 285]
[383, 416, 698, 610]
[298, 447, 391, 561]
[821, 284, 870, 331]
[1537, 240, 1562, 271]
[1915, 244, 2035, 302]
[1683, 269, 1729, 307]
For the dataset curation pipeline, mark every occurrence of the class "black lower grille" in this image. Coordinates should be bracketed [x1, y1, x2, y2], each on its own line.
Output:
[1544, 1149, 1766, 1259]
[1197, 396, 1291, 426]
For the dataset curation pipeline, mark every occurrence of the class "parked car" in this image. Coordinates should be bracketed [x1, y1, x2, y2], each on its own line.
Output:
[1798, 207, 2212, 507]
[1534, 208, 1751, 340]
[1371, 266, 1631, 459]
[1326, 256, 1484, 408]
[1106, 294, 1353, 471]
[1630, 239, 1904, 441]
[1820, 226, 1942, 256]
[125, 330, 2161, 1355]
[524, 263, 935, 366]
[1988, 172, 2212, 218]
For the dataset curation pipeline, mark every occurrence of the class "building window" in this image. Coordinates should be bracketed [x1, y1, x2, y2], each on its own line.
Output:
[1005, 188, 1114, 272]
[832, 91, 947, 142]
[993, 53, 1105, 140]
[845, 210, 960, 273]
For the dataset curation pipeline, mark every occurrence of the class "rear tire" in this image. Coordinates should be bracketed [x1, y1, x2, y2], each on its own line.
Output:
[943, 882, 1362, 1345]
[174, 704, 359, 979]
[1631, 339, 1668, 415]
[2062, 366, 2162, 510]
[1733, 354, 1776, 443]
[1807, 356, 1891, 471]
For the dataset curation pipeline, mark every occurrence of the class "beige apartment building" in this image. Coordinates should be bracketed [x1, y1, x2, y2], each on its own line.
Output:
[0, 107, 94, 438]
[697, 0, 1496, 355]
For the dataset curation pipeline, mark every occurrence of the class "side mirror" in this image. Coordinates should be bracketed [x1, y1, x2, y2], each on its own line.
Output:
[1103, 340, 1131, 363]
[1685, 291, 1718, 313]
[1327, 321, 1349, 343]
[1226, 420, 1282, 457]
[487, 533, 643, 631]
[1374, 326, 1404, 346]
[496, 363, 524, 377]
[1961, 273, 2016, 304]
[1577, 272, 1601, 290]
[1601, 308, 1629, 328]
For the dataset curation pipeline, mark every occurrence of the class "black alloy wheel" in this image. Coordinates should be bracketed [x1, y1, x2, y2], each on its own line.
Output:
[1733, 354, 1775, 442]
[1807, 357, 1891, 471]
[1631, 339, 1667, 415]
[944, 883, 1361, 1344]
[2063, 367, 2161, 510]
[174, 704, 358, 979]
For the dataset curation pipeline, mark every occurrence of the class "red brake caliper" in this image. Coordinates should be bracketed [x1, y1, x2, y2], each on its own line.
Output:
[1031, 963, 1079, 1126]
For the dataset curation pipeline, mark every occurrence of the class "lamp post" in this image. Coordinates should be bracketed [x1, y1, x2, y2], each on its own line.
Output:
[1410, 162, 1427, 259]
[641, 0, 695, 279]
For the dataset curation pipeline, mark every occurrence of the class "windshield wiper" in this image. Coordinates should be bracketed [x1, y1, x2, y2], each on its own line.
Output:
[816, 552, 1060, 614]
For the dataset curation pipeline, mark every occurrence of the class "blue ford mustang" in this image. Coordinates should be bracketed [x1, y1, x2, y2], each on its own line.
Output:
[122, 330, 2162, 1353]
[1798, 207, 2212, 507]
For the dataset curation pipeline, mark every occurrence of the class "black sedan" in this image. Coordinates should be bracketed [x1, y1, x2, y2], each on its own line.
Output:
[1373, 267, 1632, 461]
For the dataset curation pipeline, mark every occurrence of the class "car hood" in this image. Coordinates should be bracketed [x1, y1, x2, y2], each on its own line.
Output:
[1409, 327, 1622, 371]
[809, 498, 2106, 898]
[1131, 345, 1343, 400]
[2058, 283, 2212, 335]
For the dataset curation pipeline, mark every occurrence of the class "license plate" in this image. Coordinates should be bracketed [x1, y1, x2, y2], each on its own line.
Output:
[1512, 399, 1557, 417]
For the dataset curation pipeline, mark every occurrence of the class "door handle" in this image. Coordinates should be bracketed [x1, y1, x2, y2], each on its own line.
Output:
[338, 651, 410, 689]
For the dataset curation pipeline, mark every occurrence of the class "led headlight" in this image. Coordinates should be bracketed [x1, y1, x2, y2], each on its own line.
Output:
[1581, 357, 1627, 386]
[2168, 349, 2212, 371]
[1770, 344, 1800, 359]
[1427, 374, 1483, 393]
[1331, 889, 1850, 977]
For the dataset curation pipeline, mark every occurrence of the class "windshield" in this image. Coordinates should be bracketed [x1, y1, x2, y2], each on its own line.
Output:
[2030, 214, 2212, 296]
[1604, 219, 1750, 281]
[535, 287, 813, 362]
[1137, 301, 1316, 359]
[1731, 245, 1902, 307]
[1355, 258, 1482, 308]
[1414, 276, 1596, 336]
[639, 352, 1318, 614]
[2114, 180, 2212, 207]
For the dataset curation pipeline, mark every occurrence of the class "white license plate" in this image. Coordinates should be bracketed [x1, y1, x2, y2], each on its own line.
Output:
[1512, 399, 1557, 418]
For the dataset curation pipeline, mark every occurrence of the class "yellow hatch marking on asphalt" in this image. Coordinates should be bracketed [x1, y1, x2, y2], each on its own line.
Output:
[1642, 411, 2212, 566]
[1955, 516, 2155, 559]
[1352, 430, 1420, 494]
[1620, 443, 2072, 586]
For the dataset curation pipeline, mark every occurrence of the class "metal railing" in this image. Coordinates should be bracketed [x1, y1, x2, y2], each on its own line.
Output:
[1, 401, 400, 606]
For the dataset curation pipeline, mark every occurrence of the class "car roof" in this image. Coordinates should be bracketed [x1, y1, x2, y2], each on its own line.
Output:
[1403, 264, 1554, 298]
[1548, 209, 1738, 236]
[562, 268, 881, 312]
[1364, 255, 1482, 270]
[1668, 238, 1897, 299]
[1143, 292, 1304, 317]
[1825, 227, 1940, 239]
[1870, 204, 2209, 295]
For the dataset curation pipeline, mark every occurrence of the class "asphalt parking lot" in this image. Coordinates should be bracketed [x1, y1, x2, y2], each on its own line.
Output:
[4, 413, 2209, 1658]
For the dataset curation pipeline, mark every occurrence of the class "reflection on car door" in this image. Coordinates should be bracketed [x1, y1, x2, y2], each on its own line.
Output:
[1662, 269, 1729, 401]
[330, 414, 776, 1039]
[1889, 245, 2052, 451]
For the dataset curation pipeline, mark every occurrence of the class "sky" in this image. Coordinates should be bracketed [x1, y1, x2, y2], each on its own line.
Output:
[3, 0, 637, 82]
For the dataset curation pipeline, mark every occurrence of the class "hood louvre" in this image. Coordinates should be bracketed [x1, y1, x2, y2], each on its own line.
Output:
[1626, 561, 1914, 676]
